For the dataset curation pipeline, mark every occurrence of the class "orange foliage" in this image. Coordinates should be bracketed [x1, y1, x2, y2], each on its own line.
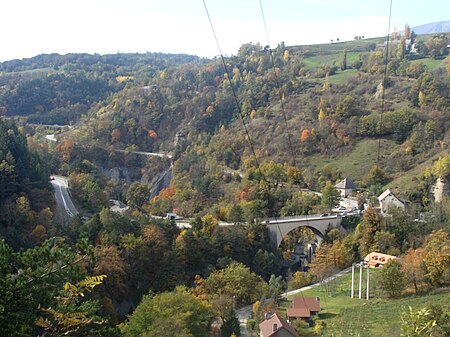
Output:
[159, 185, 176, 199]
[111, 128, 121, 142]
[147, 129, 157, 139]
[301, 129, 310, 142]
[335, 127, 351, 145]
[55, 138, 75, 163]
[238, 185, 253, 201]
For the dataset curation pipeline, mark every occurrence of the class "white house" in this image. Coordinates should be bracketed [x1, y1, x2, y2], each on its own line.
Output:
[377, 189, 405, 214]
[335, 178, 357, 198]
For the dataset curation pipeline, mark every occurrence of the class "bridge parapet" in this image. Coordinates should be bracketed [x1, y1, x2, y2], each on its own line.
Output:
[264, 214, 343, 250]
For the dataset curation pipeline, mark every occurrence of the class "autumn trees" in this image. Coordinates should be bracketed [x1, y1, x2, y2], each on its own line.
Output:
[0, 119, 52, 249]
[0, 238, 117, 337]
[120, 287, 213, 337]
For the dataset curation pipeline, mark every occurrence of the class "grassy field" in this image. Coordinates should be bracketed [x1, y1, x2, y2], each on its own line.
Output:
[410, 57, 448, 71]
[302, 138, 399, 184]
[303, 51, 362, 71]
[290, 37, 385, 55]
[282, 270, 450, 337]
[307, 69, 360, 85]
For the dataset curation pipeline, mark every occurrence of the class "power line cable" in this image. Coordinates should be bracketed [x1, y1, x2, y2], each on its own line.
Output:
[202, 0, 285, 245]
[259, 0, 297, 168]
[377, 0, 394, 166]
[202, 0, 263, 176]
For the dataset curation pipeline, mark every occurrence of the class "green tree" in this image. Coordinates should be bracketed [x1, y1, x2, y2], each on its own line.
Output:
[422, 230, 450, 286]
[120, 286, 213, 337]
[432, 154, 450, 178]
[363, 165, 387, 187]
[268, 274, 286, 303]
[35, 275, 107, 336]
[221, 308, 241, 337]
[281, 191, 320, 216]
[228, 204, 244, 224]
[335, 95, 357, 118]
[0, 239, 90, 337]
[400, 306, 436, 337]
[425, 34, 448, 59]
[126, 182, 150, 208]
[340, 49, 347, 71]
[288, 271, 314, 290]
[204, 262, 268, 305]
[286, 166, 303, 186]
[426, 304, 450, 337]
[321, 181, 341, 210]
[397, 37, 406, 60]
[380, 259, 407, 298]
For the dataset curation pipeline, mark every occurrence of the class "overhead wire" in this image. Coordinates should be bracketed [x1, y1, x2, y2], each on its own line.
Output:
[377, 0, 394, 166]
[202, 0, 263, 177]
[258, 0, 298, 168]
[258, 0, 316, 316]
[202, 0, 285, 248]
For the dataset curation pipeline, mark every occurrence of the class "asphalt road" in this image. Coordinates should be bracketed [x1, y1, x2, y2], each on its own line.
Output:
[51, 175, 78, 221]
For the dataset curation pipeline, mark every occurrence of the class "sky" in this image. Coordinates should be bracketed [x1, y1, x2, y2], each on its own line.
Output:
[0, 0, 449, 62]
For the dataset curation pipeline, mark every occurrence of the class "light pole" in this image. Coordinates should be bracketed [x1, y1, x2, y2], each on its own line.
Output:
[233, 295, 236, 310]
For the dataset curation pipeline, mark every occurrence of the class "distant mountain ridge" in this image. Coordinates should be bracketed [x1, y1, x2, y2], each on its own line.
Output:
[413, 21, 450, 34]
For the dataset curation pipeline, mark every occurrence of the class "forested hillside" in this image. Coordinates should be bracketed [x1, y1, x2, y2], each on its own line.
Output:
[0, 30, 449, 337]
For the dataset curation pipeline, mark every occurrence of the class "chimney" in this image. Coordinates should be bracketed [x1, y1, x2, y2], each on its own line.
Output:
[273, 323, 278, 332]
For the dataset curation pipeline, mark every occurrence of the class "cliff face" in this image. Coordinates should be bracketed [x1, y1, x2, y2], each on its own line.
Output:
[433, 175, 450, 203]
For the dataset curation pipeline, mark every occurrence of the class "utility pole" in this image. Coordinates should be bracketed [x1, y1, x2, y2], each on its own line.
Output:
[359, 263, 362, 299]
[366, 266, 370, 300]
[351, 263, 355, 298]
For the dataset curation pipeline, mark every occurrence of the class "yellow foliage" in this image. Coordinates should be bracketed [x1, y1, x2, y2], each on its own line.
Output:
[318, 108, 326, 121]
[31, 224, 48, 243]
[116, 76, 133, 82]
[252, 300, 261, 316]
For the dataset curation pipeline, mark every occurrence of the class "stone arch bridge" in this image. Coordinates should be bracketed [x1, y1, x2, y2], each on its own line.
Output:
[264, 214, 343, 250]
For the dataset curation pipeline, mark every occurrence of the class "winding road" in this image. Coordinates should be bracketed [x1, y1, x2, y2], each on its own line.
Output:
[51, 175, 78, 221]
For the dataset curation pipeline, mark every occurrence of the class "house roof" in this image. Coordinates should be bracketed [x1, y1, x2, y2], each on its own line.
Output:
[335, 178, 357, 190]
[286, 307, 311, 318]
[364, 252, 397, 267]
[292, 297, 321, 313]
[377, 188, 402, 202]
[259, 313, 299, 337]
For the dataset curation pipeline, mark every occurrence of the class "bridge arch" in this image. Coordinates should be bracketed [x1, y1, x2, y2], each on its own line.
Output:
[265, 214, 343, 250]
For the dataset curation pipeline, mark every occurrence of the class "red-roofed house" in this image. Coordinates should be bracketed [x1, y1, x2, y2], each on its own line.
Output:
[364, 252, 397, 268]
[286, 297, 320, 321]
[259, 313, 299, 337]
